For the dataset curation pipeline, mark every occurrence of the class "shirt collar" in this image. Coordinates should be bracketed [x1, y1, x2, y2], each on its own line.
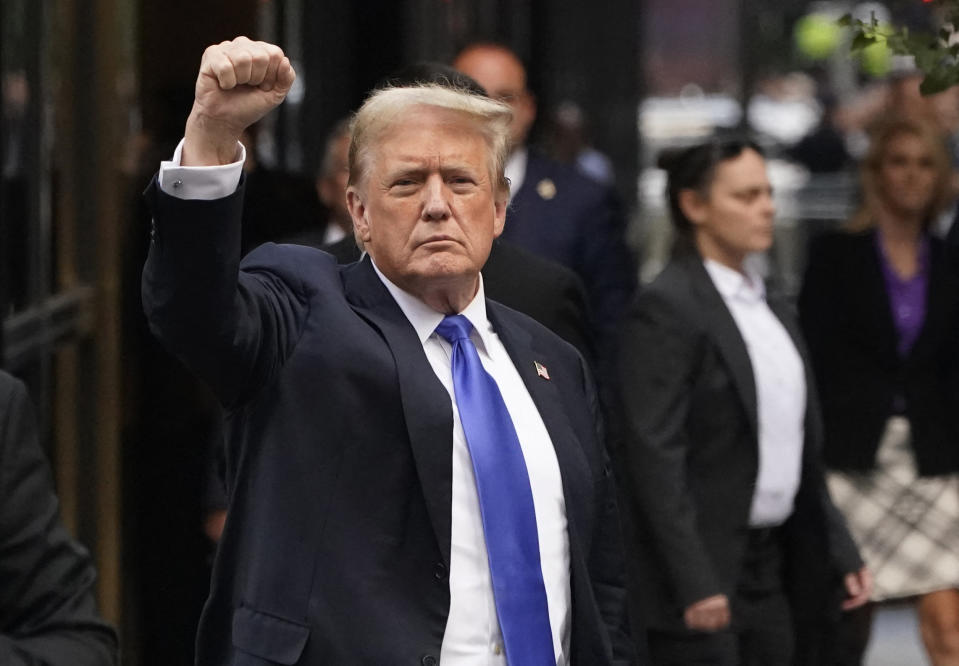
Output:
[505, 146, 528, 202]
[369, 259, 493, 352]
[703, 258, 766, 303]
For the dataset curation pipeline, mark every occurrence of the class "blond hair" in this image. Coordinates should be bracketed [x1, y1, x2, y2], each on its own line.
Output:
[347, 84, 512, 197]
[847, 116, 953, 232]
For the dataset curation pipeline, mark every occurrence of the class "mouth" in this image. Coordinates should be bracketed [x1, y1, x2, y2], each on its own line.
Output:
[420, 235, 459, 247]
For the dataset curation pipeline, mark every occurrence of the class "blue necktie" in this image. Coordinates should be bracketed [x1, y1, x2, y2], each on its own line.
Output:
[435, 314, 555, 666]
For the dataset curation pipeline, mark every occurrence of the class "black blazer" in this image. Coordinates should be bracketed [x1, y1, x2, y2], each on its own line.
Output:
[0, 372, 118, 665]
[505, 151, 637, 342]
[799, 230, 959, 476]
[142, 178, 636, 666]
[614, 252, 861, 633]
[319, 234, 596, 366]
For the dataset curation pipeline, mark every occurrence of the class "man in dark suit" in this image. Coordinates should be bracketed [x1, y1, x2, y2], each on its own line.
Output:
[309, 64, 596, 364]
[324, 234, 595, 365]
[453, 44, 637, 348]
[143, 37, 635, 665]
[0, 371, 118, 665]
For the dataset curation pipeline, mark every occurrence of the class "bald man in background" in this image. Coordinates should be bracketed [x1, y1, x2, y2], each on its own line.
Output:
[454, 44, 637, 352]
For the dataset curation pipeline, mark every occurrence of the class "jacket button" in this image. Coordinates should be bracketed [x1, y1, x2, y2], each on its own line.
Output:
[433, 562, 448, 582]
[421, 655, 437, 666]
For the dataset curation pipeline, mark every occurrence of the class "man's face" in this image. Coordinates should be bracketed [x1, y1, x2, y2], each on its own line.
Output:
[346, 107, 507, 304]
[454, 47, 536, 149]
[317, 133, 351, 230]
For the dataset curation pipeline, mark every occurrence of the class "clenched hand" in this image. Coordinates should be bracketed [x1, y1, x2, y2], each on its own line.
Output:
[183, 36, 295, 166]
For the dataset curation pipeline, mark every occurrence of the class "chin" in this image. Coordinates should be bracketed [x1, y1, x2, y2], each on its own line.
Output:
[750, 236, 774, 254]
[415, 255, 477, 281]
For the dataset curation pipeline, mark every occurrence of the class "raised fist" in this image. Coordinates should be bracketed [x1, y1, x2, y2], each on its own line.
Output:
[183, 36, 296, 166]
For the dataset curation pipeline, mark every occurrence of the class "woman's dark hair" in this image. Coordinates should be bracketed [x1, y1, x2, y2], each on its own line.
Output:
[657, 137, 764, 239]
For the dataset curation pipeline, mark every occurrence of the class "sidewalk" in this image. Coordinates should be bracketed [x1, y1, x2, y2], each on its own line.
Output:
[866, 603, 926, 666]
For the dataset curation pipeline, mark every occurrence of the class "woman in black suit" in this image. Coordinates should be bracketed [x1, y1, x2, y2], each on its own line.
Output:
[615, 138, 869, 666]
[800, 117, 959, 665]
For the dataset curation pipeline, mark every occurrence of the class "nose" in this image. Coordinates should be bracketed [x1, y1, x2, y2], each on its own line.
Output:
[762, 191, 776, 220]
[422, 175, 451, 221]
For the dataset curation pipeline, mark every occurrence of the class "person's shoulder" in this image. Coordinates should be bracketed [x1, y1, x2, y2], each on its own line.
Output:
[240, 242, 342, 295]
[643, 254, 698, 301]
[490, 299, 581, 357]
[321, 235, 362, 264]
[523, 150, 610, 202]
[809, 228, 872, 255]
[626, 255, 703, 328]
[806, 228, 874, 278]
[487, 241, 581, 289]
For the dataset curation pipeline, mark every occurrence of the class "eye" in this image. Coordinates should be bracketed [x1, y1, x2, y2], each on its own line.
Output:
[448, 175, 477, 190]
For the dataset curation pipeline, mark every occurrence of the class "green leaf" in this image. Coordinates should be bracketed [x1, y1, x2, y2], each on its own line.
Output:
[919, 66, 959, 95]
[837, 13, 853, 27]
[851, 33, 877, 51]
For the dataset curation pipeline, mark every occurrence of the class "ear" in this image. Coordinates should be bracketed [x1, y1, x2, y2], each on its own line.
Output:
[492, 192, 507, 238]
[678, 188, 709, 227]
[346, 187, 371, 243]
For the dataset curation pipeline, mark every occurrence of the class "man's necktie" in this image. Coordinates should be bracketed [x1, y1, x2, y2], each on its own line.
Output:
[435, 314, 555, 666]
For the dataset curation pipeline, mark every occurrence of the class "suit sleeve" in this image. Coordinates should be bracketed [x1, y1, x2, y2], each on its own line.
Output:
[142, 176, 314, 406]
[798, 236, 839, 384]
[615, 290, 723, 610]
[579, 355, 644, 665]
[0, 377, 118, 666]
[798, 239, 865, 576]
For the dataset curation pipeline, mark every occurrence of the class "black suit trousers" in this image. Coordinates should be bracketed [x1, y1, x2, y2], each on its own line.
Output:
[647, 529, 794, 666]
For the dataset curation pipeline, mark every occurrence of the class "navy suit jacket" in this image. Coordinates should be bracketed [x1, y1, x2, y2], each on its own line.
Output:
[319, 234, 596, 366]
[0, 372, 118, 665]
[505, 151, 636, 344]
[142, 177, 636, 665]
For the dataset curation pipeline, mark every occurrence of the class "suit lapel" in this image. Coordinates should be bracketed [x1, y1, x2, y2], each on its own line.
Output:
[766, 291, 823, 452]
[487, 303, 591, 544]
[908, 239, 952, 363]
[341, 257, 454, 566]
[683, 254, 759, 434]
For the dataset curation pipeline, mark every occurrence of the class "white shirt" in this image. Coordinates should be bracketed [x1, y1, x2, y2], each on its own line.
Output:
[374, 265, 570, 666]
[703, 259, 806, 527]
[504, 147, 528, 203]
[158, 142, 572, 664]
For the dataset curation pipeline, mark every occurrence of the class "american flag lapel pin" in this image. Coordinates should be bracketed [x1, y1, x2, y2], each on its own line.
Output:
[534, 361, 550, 380]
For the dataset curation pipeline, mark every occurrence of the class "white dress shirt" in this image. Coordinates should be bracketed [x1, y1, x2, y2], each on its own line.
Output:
[703, 259, 806, 527]
[504, 147, 528, 203]
[158, 142, 572, 664]
[374, 266, 570, 665]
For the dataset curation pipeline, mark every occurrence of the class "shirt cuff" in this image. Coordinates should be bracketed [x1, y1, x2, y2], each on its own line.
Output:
[158, 139, 246, 200]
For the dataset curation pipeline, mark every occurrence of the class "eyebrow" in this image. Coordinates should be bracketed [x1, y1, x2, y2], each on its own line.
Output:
[384, 161, 482, 180]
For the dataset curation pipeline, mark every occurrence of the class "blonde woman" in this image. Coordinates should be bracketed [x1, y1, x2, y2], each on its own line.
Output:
[800, 117, 959, 665]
